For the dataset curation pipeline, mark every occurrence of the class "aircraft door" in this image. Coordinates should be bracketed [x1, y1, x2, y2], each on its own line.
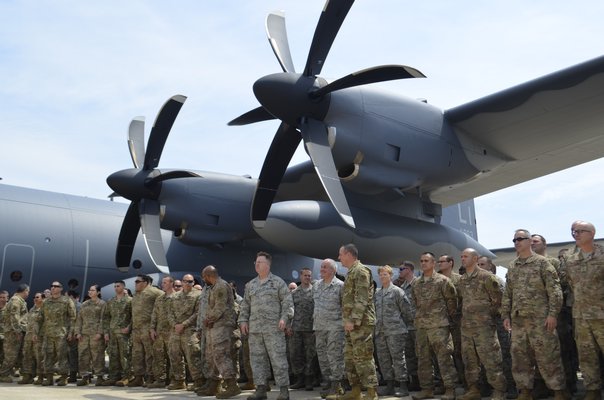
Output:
[1, 243, 35, 289]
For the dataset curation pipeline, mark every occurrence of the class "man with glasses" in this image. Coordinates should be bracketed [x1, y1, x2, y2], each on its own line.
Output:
[173, 280, 183, 292]
[101, 280, 132, 386]
[149, 275, 176, 388]
[0, 283, 30, 382]
[128, 274, 163, 387]
[34, 281, 76, 386]
[502, 229, 568, 400]
[563, 221, 604, 400]
[239, 251, 293, 400]
[167, 273, 203, 391]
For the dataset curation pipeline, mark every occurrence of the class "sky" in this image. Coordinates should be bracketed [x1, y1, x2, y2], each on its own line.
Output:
[1, 0, 603, 250]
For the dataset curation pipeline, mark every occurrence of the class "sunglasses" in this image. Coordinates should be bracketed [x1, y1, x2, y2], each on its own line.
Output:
[512, 237, 529, 243]
[50, 284, 62, 288]
[134, 280, 144, 284]
[174, 285, 183, 288]
[183, 280, 194, 284]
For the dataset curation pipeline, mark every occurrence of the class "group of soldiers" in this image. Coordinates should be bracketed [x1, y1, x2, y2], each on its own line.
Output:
[0, 220, 602, 400]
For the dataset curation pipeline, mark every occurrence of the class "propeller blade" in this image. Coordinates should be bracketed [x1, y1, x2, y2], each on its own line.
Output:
[228, 106, 276, 126]
[116, 202, 141, 272]
[303, 0, 355, 77]
[139, 199, 170, 274]
[266, 11, 296, 73]
[311, 65, 426, 98]
[146, 170, 201, 186]
[252, 122, 301, 228]
[301, 118, 355, 228]
[128, 116, 145, 169]
[144, 94, 187, 170]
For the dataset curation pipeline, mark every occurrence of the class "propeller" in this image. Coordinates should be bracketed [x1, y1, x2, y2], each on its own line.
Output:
[107, 95, 199, 273]
[230, 0, 425, 229]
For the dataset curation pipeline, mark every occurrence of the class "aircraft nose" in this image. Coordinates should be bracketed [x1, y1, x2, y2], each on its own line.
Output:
[253, 72, 330, 126]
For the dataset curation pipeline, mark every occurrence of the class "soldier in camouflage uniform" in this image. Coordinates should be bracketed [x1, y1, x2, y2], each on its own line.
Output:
[19, 292, 44, 384]
[374, 265, 414, 397]
[336, 243, 379, 400]
[239, 251, 293, 400]
[438, 254, 464, 388]
[101, 280, 132, 386]
[128, 274, 163, 387]
[564, 221, 604, 400]
[200, 265, 242, 398]
[457, 249, 506, 400]
[411, 252, 458, 400]
[0, 290, 8, 366]
[0, 284, 30, 382]
[167, 273, 203, 390]
[149, 275, 176, 388]
[502, 229, 569, 400]
[34, 281, 76, 386]
[289, 267, 317, 391]
[314, 258, 345, 399]
[74, 284, 106, 386]
[396, 261, 420, 391]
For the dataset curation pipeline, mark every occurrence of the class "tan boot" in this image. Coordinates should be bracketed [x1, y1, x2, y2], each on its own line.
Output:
[95, 375, 106, 386]
[196, 378, 221, 396]
[241, 381, 256, 390]
[217, 378, 242, 399]
[147, 379, 166, 388]
[127, 375, 144, 387]
[412, 388, 435, 400]
[442, 387, 457, 400]
[330, 384, 361, 400]
[167, 379, 186, 390]
[364, 386, 378, 400]
[517, 389, 533, 400]
[56, 374, 68, 386]
[461, 384, 482, 400]
[115, 377, 129, 387]
[42, 374, 55, 386]
[77, 374, 91, 386]
[324, 381, 345, 398]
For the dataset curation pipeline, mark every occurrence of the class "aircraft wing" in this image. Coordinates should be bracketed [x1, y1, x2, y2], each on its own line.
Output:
[431, 55, 604, 206]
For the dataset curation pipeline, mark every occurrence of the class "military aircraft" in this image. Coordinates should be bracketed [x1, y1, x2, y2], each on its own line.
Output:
[2, 0, 604, 297]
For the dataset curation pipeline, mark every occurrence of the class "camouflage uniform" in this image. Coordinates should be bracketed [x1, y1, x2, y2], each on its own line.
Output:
[0, 294, 28, 377]
[131, 284, 162, 380]
[21, 305, 43, 378]
[411, 272, 457, 390]
[204, 278, 240, 380]
[446, 272, 464, 384]
[374, 283, 413, 383]
[168, 287, 203, 383]
[196, 286, 211, 379]
[400, 277, 418, 380]
[290, 284, 316, 377]
[502, 254, 565, 390]
[74, 298, 106, 377]
[313, 277, 345, 383]
[238, 272, 293, 387]
[36, 295, 77, 377]
[102, 294, 132, 381]
[150, 292, 173, 383]
[458, 267, 505, 391]
[342, 260, 378, 388]
[564, 244, 604, 390]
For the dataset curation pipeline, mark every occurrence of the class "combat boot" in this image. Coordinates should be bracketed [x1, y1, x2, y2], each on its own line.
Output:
[127, 375, 144, 387]
[18, 373, 34, 384]
[197, 378, 221, 396]
[77, 374, 91, 386]
[323, 380, 345, 399]
[329, 384, 362, 400]
[408, 374, 421, 391]
[305, 375, 315, 391]
[247, 384, 268, 400]
[241, 381, 256, 390]
[553, 390, 571, 400]
[217, 378, 242, 399]
[320, 381, 333, 398]
[191, 376, 207, 392]
[442, 387, 457, 400]
[95, 375, 106, 386]
[68, 371, 78, 383]
[517, 389, 533, 400]
[491, 389, 506, 400]
[364, 386, 378, 400]
[412, 388, 434, 400]
[0, 374, 13, 383]
[147, 379, 166, 388]
[378, 380, 396, 396]
[33, 374, 44, 385]
[56, 374, 68, 386]
[101, 378, 117, 386]
[584, 390, 602, 400]
[168, 379, 186, 390]
[42, 373, 55, 386]
[115, 376, 129, 386]
[461, 384, 482, 400]
[395, 380, 410, 397]
[276, 385, 290, 400]
[290, 374, 305, 389]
